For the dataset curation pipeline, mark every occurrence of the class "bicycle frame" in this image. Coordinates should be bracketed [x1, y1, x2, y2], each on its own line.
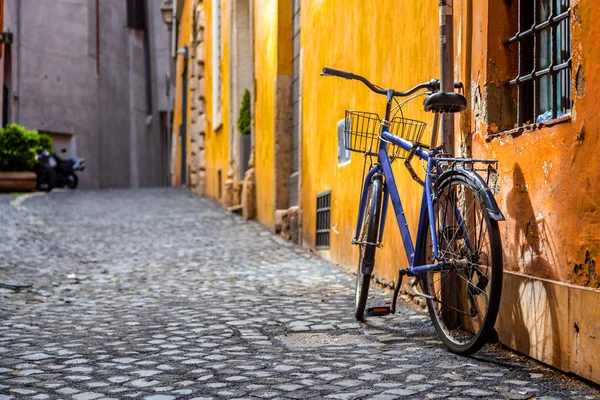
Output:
[353, 91, 444, 276]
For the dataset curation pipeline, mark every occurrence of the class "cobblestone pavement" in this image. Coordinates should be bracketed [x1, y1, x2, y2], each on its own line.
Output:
[0, 188, 598, 400]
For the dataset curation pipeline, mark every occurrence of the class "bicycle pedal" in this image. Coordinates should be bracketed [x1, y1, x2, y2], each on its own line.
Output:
[366, 306, 392, 316]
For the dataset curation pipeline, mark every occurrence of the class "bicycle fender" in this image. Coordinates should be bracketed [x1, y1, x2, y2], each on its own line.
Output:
[437, 168, 505, 221]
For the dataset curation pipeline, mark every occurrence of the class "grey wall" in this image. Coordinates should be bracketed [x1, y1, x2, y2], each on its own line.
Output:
[2, 0, 169, 189]
[150, 0, 171, 113]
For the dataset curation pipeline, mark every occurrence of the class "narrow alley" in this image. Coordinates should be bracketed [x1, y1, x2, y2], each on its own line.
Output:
[0, 188, 598, 400]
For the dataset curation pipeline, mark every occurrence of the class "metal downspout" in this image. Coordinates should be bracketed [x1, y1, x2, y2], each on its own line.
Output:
[439, 0, 455, 154]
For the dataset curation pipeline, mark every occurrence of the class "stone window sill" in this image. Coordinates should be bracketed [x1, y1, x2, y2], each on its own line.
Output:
[486, 114, 571, 142]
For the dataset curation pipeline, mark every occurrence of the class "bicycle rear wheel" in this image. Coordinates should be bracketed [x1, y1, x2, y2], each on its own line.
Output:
[420, 173, 502, 355]
[354, 175, 383, 321]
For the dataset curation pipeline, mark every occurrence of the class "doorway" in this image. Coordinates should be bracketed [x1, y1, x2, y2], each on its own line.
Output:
[231, 0, 253, 180]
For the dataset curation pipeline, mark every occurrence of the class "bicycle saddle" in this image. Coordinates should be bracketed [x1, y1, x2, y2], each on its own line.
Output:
[424, 92, 467, 113]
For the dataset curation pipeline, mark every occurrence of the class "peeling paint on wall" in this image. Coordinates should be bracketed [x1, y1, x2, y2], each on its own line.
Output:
[572, 250, 599, 288]
[576, 65, 586, 98]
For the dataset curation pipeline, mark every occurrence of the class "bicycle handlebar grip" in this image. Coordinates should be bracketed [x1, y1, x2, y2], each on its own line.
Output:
[322, 67, 354, 80]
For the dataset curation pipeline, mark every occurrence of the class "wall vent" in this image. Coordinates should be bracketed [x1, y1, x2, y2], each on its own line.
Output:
[316, 191, 331, 249]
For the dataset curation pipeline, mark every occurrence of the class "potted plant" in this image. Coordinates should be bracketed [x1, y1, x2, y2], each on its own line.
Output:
[237, 89, 251, 136]
[0, 124, 53, 192]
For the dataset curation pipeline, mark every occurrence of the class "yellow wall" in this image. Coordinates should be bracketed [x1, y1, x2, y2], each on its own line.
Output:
[172, 0, 192, 186]
[300, 0, 600, 289]
[204, 0, 231, 201]
[253, 0, 278, 227]
[301, 0, 440, 278]
[299, 0, 600, 382]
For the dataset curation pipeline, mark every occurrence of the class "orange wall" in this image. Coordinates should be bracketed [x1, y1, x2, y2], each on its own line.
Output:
[464, 0, 600, 289]
[253, 0, 278, 228]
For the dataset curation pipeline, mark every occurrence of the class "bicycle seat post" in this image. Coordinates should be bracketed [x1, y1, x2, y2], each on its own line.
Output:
[429, 113, 441, 150]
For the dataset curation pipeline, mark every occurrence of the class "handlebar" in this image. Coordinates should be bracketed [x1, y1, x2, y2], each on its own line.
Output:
[321, 67, 463, 96]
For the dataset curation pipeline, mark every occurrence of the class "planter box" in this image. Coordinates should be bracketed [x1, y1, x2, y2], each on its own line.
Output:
[0, 171, 37, 192]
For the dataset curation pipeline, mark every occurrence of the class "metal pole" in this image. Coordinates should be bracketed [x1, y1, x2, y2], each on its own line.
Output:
[439, 0, 454, 153]
[439, 0, 459, 326]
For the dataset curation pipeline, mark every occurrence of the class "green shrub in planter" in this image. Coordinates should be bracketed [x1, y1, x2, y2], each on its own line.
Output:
[39, 133, 53, 152]
[0, 124, 53, 171]
[237, 89, 251, 136]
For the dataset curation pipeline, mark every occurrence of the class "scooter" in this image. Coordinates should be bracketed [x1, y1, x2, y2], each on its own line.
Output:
[35, 149, 85, 191]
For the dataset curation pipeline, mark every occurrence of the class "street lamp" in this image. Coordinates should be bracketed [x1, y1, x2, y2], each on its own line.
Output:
[160, 0, 174, 25]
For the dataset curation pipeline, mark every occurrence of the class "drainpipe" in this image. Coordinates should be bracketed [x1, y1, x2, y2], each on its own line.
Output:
[166, 73, 172, 186]
[439, 0, 454, 153]
[15, 0, 20, 123]
[177, 46, 188, 186]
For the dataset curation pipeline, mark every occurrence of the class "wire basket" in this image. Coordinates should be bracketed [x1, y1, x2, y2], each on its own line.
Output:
[344, 110, 427, 160]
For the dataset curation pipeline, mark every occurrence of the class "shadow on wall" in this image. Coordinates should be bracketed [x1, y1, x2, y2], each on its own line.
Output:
[501, 162, 564, 369]
[506, 163, 559, 279]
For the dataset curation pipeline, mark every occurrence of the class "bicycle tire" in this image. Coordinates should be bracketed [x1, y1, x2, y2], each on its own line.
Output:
[66, 174, 79, 189]
[419, 172, 503, 355]
[355, 175, 383, 321]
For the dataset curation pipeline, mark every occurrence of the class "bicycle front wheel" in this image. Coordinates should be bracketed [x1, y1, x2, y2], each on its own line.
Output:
[420, 173, 503, 355]
[354, 175, 383, 321]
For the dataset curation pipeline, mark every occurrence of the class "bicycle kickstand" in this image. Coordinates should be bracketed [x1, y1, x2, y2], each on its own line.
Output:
[366, 269, 406, 317]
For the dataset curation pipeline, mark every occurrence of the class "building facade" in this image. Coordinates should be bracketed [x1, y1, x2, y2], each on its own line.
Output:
[177, 0, 600, 383]
[0, 0, 170, 189]
[171, 0, 255, 217]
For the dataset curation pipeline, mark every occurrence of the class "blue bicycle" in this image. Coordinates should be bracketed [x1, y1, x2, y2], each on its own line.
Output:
[322, 67, 504, 355]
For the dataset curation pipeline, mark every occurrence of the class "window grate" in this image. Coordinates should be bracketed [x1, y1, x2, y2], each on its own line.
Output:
[504, 0, 571, 125]
[316, 191, 331, 249]
[126, 0, 146, 30]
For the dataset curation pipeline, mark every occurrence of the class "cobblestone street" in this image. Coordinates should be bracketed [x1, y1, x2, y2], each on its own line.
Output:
[0, 188, 598, 400]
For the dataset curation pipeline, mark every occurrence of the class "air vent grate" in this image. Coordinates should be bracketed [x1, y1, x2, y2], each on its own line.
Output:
[316, 191, 331, 249]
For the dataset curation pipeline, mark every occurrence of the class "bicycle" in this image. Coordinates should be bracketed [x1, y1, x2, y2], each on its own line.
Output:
[321, 67, 504, 355]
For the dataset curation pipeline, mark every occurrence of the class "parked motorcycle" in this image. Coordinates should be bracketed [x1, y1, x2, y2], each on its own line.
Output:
[35, 149, 85, 191]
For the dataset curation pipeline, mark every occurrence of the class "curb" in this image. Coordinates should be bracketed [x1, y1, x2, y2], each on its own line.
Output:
[10, 191, 48, 210]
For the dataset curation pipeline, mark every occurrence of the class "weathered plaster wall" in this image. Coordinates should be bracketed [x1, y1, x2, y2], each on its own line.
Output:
[461, 0, 600, 382]
[188, 0, 207, 195]
[203, 0, 230, 201]
[7, 0, 165, 189]
[467, 0, 600, 289]
[150, 0, 172, 114]
[8, 0, 99, 188]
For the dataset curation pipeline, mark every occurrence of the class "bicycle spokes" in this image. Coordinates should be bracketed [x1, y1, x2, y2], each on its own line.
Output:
[422, 175, 502, 353]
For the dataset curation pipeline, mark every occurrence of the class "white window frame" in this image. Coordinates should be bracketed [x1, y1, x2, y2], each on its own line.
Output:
[337, 118, 351, 166]
[211, 0, 223, 130]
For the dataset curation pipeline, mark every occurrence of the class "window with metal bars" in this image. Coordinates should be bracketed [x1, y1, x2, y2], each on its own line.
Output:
[316, 191, 331, 249]
[505, 0, 571, 126]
